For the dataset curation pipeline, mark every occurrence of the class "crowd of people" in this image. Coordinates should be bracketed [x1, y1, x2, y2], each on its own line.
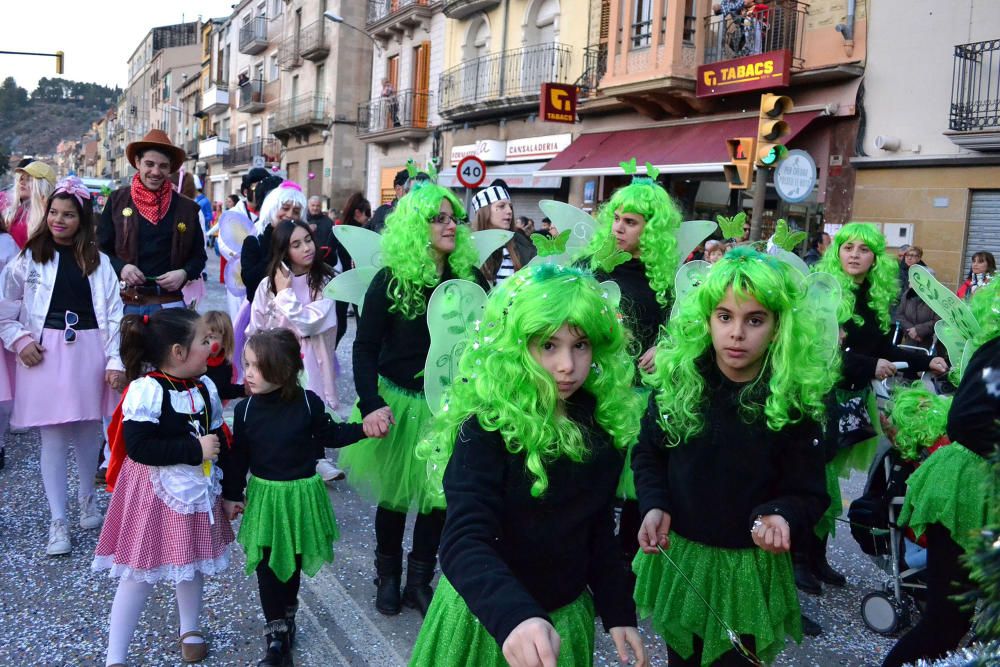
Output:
[0, 128, 997, 667]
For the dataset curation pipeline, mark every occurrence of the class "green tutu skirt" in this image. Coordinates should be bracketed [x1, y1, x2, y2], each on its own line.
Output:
[899, 444, 997, 556]
[616, 387, 650, 501]
[409, 576, 595, 667]
[238, 474, 339, 582]
[338, 377, 442, 514]
[633, 533, 802, 666]
[815, 463, 842, 539]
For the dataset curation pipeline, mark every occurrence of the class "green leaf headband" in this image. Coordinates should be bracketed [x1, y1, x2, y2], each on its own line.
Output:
[405, 158, 438, 190]
[620, 158, 661, 184]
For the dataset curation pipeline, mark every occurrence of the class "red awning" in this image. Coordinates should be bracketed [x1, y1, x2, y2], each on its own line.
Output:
[539, 110, 822, 177]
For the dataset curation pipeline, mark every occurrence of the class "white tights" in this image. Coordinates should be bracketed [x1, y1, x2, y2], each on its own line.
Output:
[38, 420, 100, 521]
[106, 573, 205, 666]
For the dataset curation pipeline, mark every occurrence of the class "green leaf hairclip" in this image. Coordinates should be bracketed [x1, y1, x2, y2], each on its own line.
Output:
[593, 231, 632, 272]
[619, 158, 660, 185]
[531, 229, 570, 257]
[771, 219, 807, 252]
[716, 211, 747, 241]
[406, 158, 419, 180]
[620, 157, 638, 175]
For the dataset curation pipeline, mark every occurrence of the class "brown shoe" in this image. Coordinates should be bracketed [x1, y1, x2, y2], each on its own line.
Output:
[179, 630, 208, 663]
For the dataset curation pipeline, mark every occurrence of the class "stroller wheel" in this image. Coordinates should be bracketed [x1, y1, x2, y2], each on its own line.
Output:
[861, 591, 911, 636]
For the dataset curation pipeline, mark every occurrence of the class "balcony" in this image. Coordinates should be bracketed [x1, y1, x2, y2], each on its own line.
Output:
[299, 20, 329, 62]
[442, 0, 499, 20]
[358, 89, 432, 144]
[438, 43, 573, 120]
[703, 0, 805, 66]
[198, 136, 230, 159]
[277, 35, 301, 70]
[579, 44, 608, 97]
[272, 94, 331, 138]
[239, 16, 268, 55]
[184, 137, 200, 157]
[367, 0, 435, 43]
[200, 80, 230, 115]
[237, 78, 266, 113]
[223, 138, 281, 169]
[947, 38, 1000, 151]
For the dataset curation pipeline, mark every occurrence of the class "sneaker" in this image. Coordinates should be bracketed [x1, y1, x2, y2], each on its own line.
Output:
[80, 494, 103, 529]
[46, 519, 71, 556]
[316, 459, 345, 482]
[9, 426, 29, 435]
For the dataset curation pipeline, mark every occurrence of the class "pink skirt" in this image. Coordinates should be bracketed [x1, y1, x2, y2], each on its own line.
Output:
[12, 328, 118, 428]
[93, 457, 234, 583]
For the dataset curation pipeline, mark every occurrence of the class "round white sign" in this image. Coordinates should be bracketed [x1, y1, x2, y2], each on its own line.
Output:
[774, 150, 817, 204]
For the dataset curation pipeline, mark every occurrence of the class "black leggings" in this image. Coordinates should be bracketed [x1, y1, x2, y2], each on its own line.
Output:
[256, 549, 303, 622]
[335, 300, 349, 348]
[882, 524, 973, 667]
[666, 634, 757, 666]
[375, 505, 446, 561]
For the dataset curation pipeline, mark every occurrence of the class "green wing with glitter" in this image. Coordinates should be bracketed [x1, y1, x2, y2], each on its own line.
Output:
[322, 267, 378, 315]
[803, 271, 843, 362]
[526, 200, 600, 267]
[334, 225, 384, 269]
[470, 229, 514, 268]
[670, 260, 712, 320]
[676, 220, 718, 263]
[907, 264, 981, 377]
[424, 279, 490, 415]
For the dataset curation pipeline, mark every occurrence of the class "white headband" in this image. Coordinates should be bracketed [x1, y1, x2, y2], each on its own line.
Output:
[471, 185, 510, 214]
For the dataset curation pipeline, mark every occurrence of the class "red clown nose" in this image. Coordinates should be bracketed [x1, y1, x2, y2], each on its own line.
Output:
[210, 342, 221, 355]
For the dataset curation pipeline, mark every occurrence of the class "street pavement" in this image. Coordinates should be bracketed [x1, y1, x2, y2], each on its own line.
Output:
[0, 254, 901, 666]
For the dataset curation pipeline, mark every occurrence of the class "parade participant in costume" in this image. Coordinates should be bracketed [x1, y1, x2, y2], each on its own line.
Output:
[241, 180, 307, 304]
[883, 279, 1000, 666]
[0, 209, 20, 470]
[338, 177, 487, 617]
[957, 250, 995, 300]
[411, 264, 646, 667]
[2, 160, 56, 248]
[202, 310, 244, 402]
[98, 130, 207, 315]
[633, 248, 837, 666]
[221, 329, 375, 666]
[0, 177, 124, 554]
[805, 223, 948, 594]
[93, 309, 233, 666]
[471, 180, 537, 284]
[583, 161, 682, 561]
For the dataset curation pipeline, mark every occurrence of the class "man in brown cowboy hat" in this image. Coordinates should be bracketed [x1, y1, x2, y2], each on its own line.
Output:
[97, 129, 206, 314]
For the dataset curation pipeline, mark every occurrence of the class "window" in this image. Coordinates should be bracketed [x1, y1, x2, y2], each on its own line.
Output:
[270, 0, 282, 19]
[269, 53, 279, 81]
[237, 125, 248, 145]
[254, 62, 265, 83]
[632, 0, 653, 48]
[266, 114, 275, 136]
[682, 0, 696, 44]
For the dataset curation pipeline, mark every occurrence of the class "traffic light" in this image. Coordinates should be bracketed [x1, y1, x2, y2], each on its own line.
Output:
[723, 137, 755, 190]
[55, 50, 64, 74]
[756, 93, 793, 167]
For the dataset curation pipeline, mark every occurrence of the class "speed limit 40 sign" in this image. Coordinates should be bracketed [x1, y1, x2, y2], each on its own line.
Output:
[456, 155, 487, 189]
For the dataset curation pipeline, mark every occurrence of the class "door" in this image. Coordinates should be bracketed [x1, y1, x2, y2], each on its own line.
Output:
[307, 159, 323, 199]
[964, 190, 1000, 278]
[412, 42, 430, 127]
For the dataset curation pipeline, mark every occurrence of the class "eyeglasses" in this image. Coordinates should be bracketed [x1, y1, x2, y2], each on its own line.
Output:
[64, 310, 79, 344]
[430, 212, 461, 226]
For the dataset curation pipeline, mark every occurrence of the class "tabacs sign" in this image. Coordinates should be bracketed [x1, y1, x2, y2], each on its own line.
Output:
[696, 50, 791, 98]
[539, 83, 578, 124]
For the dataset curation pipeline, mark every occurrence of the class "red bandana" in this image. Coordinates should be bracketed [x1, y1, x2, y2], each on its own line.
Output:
[129, 173, 173, 224]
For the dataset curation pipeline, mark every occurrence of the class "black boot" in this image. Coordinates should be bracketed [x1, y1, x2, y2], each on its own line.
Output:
[284, 603, 298, 648]
[801, 613, 823, 637]
[258, 620, 293, 667]
[374, 551, 402, 615]
[793, 550, 822, 595]
[811, 535, 847, 586]
[401, 553, 436, 617]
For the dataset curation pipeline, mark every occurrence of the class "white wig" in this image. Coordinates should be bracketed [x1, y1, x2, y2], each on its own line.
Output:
[256, 181, 308, 233]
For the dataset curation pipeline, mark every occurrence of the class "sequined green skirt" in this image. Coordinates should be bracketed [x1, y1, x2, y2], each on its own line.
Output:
[339, 377, 442, 514]
[238, 474, 339, 582]
[616, 387, 651, 501]
[633, 533, 802, 666]
[409, 576, 595, 667]
[815, 463, 842, 539]
[899, 444, 997, 556]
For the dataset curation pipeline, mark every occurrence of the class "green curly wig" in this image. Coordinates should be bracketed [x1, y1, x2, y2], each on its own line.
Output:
[814, 222, 900, 333]
[888, 383, 952, 462]
[970, 275, 1000, 347]
[419, 264, 641, 498]
[380, 183, 479, 319]
[651, 247, 839, 446]
[582, 179, 682, 307]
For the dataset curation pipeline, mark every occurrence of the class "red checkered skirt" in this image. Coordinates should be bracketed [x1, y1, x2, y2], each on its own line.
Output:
[93, 457, 235, 583]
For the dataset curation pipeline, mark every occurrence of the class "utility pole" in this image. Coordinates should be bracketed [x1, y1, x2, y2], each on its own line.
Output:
[749, 167, 769, 242]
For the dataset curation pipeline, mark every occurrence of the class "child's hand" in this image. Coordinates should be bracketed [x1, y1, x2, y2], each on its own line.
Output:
[222, 500, 244, 520]
[18, 341, 45, 367]
[502, 617, 560, 667]
[751, 514, 790, 553]
[362, 419, 388, 439]
[638, 509, 671, 553]
[609, 626, 647, 666]
[362, 406, 395, 438]
[274, 263, 292, 291]
[637, 347, 657, 374]
[106, 370, 125, 392]
[199, 434, 221, 462]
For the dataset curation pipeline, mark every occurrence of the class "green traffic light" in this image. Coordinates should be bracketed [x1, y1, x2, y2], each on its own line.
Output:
[761, 148, 778, 165]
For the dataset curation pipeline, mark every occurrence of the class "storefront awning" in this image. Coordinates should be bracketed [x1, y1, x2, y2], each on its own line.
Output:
[538, 110, 823, 177]
[438, 162, 563, 190]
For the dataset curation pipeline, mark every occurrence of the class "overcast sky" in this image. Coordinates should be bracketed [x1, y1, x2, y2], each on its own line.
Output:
[2, 0, 236, 94]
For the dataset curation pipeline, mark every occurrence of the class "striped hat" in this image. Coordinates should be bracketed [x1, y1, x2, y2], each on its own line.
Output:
[471, 184, 510, 214]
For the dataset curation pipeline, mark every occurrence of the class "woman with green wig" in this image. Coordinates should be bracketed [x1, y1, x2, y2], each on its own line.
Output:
[803, 223, 948, 595]
[884, 279, 1000, 666]
[410, 264, 646, 667]
[632, 248, 836, 666]
[337, 180, 486, 618]
[582, 162, 682, 561]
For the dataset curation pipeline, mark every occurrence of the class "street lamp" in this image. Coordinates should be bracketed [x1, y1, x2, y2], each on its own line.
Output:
[323, 11, 381, 55]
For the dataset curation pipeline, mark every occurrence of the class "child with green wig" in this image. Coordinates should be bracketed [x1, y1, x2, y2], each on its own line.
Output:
[632, 247, 836, 666]
[804, 223, 948, 595]
[884, 279, 1000, 666]
[582, 163, 683, 561]
[411, 264, 647, 667]
[337, 180, 487, 618]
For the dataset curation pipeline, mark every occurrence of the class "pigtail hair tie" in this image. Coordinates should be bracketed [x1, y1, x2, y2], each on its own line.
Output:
[142, 315, 150, 325]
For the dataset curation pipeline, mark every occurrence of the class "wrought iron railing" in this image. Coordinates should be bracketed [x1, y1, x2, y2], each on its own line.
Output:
[273, 94, 330, 132]
[703, 0, 806, 65]
[358, 89, 431, 136]
[277, 35, 301, 69]
[237, 78, 266, 110]
[367, 0, 429, 25]
[950, 39, 1000, 131]
[299, 20, 328, 58]
[239, 16, 268, 51]
[438, 43, 573, 114]
[579, 44, 608, 95]
[223, 138, 281, 169]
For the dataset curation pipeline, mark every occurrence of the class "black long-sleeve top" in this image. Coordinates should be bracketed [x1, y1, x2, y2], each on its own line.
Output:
[947, 336, 1000, 459]
[221, 388, 365, 502]
[240, 225, 274, 304]
[439, 391, 636, 649]
[632, 361, 828, 549]
[204, 357, 244, 400]
[840, 281, 932, 390]
[595, 258, 667, 354]
[353, 266, 488, 416]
